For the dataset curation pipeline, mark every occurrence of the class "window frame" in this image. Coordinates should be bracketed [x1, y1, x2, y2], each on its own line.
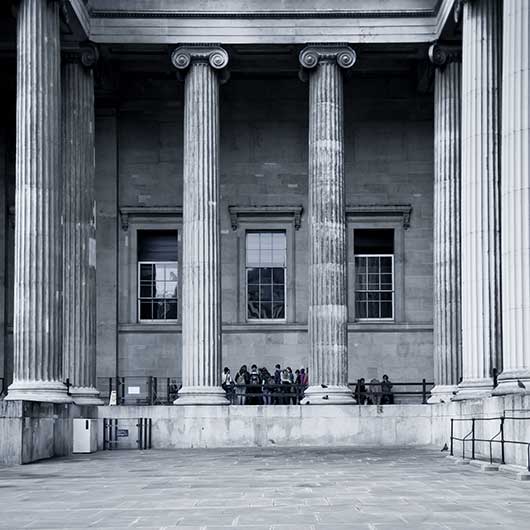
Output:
[353, 253, 395, 321]
[119, 209, 182, 326]
[245, 231, 288, 323]
[236, 220, 296, 324]
[347, 218, 404, 323]
[137, 260, 179, 323]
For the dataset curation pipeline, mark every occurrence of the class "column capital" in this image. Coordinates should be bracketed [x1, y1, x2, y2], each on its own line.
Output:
[428, 43, 462, 69]
[299, 44, 356, 70]
[171, 45, 229, 71]
[62, 43, 100, 69]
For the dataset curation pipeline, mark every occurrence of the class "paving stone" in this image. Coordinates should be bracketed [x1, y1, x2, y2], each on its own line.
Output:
[1, 447, 530, 529]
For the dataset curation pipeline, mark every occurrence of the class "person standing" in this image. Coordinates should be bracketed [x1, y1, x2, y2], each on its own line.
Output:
[235, 365, 249, 405]
[381, 374, 394, 405]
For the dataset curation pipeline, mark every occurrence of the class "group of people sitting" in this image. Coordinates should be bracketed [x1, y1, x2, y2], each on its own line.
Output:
[354, 375, 394, 405]
[222, 364, 308, 405]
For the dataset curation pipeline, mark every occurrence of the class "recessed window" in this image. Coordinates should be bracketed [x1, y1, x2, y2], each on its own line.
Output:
[137, 230, 178, 322]
[354, 229, 394, 320]
[246, 231, 286, 320]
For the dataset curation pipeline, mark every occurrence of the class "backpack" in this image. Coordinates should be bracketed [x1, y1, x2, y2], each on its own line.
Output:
[250, 372, 260, 385]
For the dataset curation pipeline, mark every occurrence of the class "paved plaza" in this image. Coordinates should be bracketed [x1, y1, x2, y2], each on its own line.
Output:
[0, 446, 529, 529]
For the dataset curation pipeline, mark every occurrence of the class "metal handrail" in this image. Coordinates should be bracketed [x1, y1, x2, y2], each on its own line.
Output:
[450, 415, 530, 471]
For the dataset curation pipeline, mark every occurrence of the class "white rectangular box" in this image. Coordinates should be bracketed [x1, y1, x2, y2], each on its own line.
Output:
[73, 418, 97, 453]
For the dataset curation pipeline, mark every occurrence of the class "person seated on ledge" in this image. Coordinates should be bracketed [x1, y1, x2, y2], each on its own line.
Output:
[381, 374, 394, 405]
[367, 377, 381, 405]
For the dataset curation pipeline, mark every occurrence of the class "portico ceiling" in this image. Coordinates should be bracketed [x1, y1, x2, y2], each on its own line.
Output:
[79, 0, 456, 45]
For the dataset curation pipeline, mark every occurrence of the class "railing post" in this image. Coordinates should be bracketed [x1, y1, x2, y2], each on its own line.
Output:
[422, 379, 427, 404]
[450, 419, 454, 456]
[501, 417, 505, 464]
[471, 418, 476, 460]
[108, 377, 113, 401]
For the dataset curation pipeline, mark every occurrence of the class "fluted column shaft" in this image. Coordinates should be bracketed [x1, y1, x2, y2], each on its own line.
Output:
[494, 0, 530, 395]
[429, 48, 462, 403]
[171, 46, 229, 405]
[7, 0, 71, 403]
[299, 45, 356, 404]
[62, 53, 102, 405]
[456, 0, 502, 399]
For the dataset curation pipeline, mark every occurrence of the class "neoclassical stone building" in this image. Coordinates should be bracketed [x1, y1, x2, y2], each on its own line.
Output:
[0, 0, 528, 409]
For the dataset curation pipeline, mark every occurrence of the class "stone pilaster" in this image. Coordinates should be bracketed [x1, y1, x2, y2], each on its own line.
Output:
[62, 46, 102, 405]
[455, 0, 502, 400]
[171, 46, 229, 405]
[6, 0, 71, 403]
[299, 45, 356, 404]
[494, 0, 530, 395]
[428, 44, 462, 403]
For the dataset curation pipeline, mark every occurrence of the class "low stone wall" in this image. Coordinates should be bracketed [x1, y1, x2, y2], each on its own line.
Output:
[96, 403, 438, 449]
[0, 401, 95, 465]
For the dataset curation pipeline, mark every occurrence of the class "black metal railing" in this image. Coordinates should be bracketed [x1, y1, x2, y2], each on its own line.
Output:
[96, 376, 433, 405]
[450, 413, 530, 471]
[103, 417, 152, 450]
[351, 379, 434, 404]
[96, 376, 181, 405]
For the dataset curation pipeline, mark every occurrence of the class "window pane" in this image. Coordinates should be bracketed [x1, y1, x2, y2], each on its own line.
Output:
[381, 292, 393, 302]
[166, 265, 178, 282]
[248, 301, 260, 319]
[368, 274, 380, 289]
[356, 292, 367, 302]
[273, 232, 286, 249]
[368, 302, 379, 319]
[381, 302, 393, 318]
[260, 249, 273, 266]
[272, 268, 285, 284]
[246, 250, 260, 267]
[272, 303, 285, 319]
[140, 301, 152, 320]
[165, 300, 178, 319]
[368, 257, 379, 273]
[163, 281, 178, 298]
[154, 280, 165, 298]
[248, 284, 259, 302]
[260, 268, 272, 283]
[356, 301, 367, 319]
[154, 300, 167, 319]
[273, 284, 285, 302]
[246, 233, 260, 250]
[139, 283, 152, 298]
[271, 248, 286, 267]
[381, 274, 392, 288]
[355, 256, 367, 270]
[356, 273, 367, 290]
[247, 268, 259, 284]
[260, 302, 272, 319]
[260, 284, 272, 302]
[140, 263, 153, 280]
[381, 257, 393, 273]
[260, 233, 273, 249]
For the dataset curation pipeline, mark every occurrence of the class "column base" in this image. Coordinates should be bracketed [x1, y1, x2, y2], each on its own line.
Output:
[69, 386, 104, 406]
[300, 385, 356, 405]
[453, 378, 493, 401]
[428, 385, 459, 403]
[492, 370, 530, 396]
[5, 380, 73, 404]
[173, 386, 229, 406]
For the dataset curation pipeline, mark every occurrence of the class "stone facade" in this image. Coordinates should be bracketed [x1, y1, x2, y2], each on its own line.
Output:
[0, 0, 529, 412]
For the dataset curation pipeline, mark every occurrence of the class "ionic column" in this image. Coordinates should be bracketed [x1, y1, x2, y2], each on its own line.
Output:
[171, 46, 229, 405]
[6, 0, 71, 403]
[299, 45, 356, 404]
[494, 0, 530, 395]
[455, 0, 502, 400]
[62, 46, 102, 405]
[428, 44, 462, 403]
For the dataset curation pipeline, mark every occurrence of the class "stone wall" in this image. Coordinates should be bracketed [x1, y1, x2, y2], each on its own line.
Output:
[93, 73, 434, 390]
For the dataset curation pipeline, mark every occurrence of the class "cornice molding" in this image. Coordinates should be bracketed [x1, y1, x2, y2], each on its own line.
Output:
[119, 206, 183, 231]
[228, 205, 303, 231]
[90, 1, 444, 20]
[345, 204, 413, 230]
[428, 42, 461, 69]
